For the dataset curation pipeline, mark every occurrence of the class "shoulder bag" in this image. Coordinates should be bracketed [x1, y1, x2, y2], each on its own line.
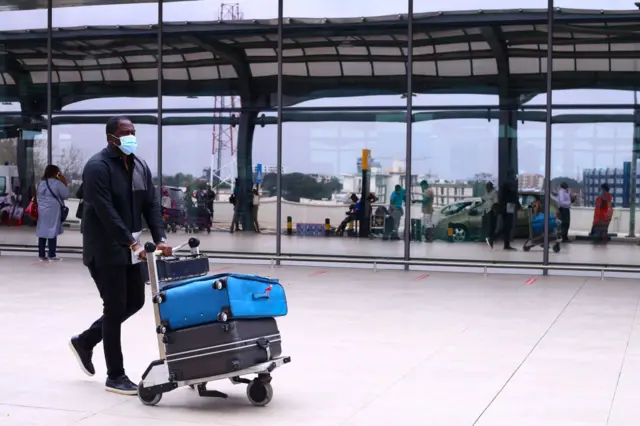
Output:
[45, 179, 69, 223]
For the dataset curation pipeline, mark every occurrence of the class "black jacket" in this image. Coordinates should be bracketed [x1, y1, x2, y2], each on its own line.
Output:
[81, 147, 165, 266]
[499, 179, 519, 213]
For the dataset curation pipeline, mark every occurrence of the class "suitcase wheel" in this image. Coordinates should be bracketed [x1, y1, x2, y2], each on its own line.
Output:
[156, 324, 167, 334]
[138, 383, 163, 406]
[217, 312, 228, 322]
[246, 379, 273, 407]
[152, 293, 165, 304]
[213, 280, 226, 290]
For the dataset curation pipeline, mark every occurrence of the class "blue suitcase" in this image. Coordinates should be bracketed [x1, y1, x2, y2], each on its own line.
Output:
[157, 273, 288, 331]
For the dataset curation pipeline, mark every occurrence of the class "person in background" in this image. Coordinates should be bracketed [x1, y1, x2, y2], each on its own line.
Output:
[336, 193, 362, 235]
[35, 165, 69, 261]
[483, 181, 499, 247]
[252, 184, 261, 233]
[161, 187, 173, 209]
[591, 183, 613, 243]
[230, 178, 241, 233]
[419, 180, 435, 242]
[68, 116, 170, 396]
[489, 170, 518, 250]
[204, 183, 216, 221]
[557, 182, 572, 242]
[389, 184, 405, 240]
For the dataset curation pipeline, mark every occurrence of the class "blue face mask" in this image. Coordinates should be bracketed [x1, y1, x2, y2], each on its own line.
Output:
[116, 134, 137, 156]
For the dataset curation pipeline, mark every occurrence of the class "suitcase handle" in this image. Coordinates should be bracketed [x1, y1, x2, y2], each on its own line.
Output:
[252, 285, 273, 300]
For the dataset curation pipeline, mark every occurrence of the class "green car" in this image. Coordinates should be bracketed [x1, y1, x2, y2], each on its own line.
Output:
[432, 191, 559, 242]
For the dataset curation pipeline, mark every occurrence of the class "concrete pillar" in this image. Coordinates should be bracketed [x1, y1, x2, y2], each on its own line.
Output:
[235, 110, 258, 232]
[498, 107, 518, 187]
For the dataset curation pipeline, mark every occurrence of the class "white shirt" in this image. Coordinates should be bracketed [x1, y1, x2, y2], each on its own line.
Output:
[558, 188, 572, 208]
[253, 193, 260, 206]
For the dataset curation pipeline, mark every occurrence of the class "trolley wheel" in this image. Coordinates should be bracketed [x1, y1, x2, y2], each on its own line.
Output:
[522, 245, 531, 252]
[246, 380, 273, 407]
[217, 312, 228, 322]
[207, 228, 211, 234]
[138, 384, 162, 406]
[189, 384, 195, 390]
[553, 243, 561, 253]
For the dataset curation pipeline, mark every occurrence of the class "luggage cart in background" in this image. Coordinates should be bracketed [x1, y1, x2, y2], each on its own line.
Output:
[522, 206, 562, 253]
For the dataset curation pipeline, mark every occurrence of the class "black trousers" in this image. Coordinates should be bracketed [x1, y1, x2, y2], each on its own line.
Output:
[77, 263, 145, 379]
[559, 207, 571, 240]
[38, 237, 57, 258]
[501, 212, 514, 248]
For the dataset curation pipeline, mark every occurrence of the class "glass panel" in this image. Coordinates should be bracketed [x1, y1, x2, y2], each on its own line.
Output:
[160, 110, 277, 254]
[52, 1, 159, 112]
[279, 0, 409, 258]
[408, 106, 548, 263]
[280, 107, 407, 257]
[0, 5, 47, 240]
[549, 104, 636, 267]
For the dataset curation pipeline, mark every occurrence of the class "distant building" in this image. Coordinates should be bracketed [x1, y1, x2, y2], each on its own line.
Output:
[518, 173, 544, 190]
[582, 164, 634, 207]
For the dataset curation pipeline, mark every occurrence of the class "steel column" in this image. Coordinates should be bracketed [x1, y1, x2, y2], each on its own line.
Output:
[276, 0, 284, 262]
[46, 0, 52, 165]
[157, 0, 164, 187]
[542, 0, 554, 272]
[629, 111, 639, 238]
[403, 0, 413, 270]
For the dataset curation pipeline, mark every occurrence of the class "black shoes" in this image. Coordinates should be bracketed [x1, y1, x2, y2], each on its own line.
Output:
[105, 375, 138, 395]
[485, 238, 494, 249]
[69, 336, 95, 377]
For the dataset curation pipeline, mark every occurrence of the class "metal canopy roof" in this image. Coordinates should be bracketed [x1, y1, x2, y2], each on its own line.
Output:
[0, 0, 187, 11]
[2, 8, 640, 108]
[1, 110, 637, 129]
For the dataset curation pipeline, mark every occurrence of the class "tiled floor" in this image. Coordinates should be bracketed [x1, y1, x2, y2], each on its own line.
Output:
[1, 255, 640, 425]
[1, 227, 640, 266]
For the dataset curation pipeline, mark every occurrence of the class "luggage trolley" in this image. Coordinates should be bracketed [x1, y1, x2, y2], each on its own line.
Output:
[138, 238, 291, 407]
[522, 206, 562, 253]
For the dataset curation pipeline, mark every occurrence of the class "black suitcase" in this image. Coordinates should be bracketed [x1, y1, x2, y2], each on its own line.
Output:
[141, 255, 210, 283]
[164, 318, 283, 382]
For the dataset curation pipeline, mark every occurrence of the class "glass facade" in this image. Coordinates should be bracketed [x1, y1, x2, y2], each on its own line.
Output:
[2, 0, 640, 272]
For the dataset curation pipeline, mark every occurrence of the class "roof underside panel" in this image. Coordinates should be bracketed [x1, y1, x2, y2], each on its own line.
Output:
[2, 8, 640, 106]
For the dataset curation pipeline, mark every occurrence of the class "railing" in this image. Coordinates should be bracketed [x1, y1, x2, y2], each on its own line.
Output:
[2, 243, 639, 279]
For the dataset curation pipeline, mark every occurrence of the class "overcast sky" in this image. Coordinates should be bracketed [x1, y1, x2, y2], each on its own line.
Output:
[1, 0, 638, 181]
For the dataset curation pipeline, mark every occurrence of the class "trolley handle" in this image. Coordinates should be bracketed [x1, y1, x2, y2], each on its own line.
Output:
[148, 237, 201, 257]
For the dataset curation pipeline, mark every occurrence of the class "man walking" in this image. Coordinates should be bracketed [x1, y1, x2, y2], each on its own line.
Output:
[68, 116, 171, 395]
[488, 170, 518, 250]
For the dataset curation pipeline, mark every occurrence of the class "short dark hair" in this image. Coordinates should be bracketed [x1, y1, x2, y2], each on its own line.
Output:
[106, 116, 130, 135]
[601, 183, 610, 192]
[42, 164, 60, 180]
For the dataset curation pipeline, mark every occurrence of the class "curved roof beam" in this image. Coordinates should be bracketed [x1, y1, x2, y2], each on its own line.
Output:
[480, 26, 512, 103]
[181, 35, 252, 101]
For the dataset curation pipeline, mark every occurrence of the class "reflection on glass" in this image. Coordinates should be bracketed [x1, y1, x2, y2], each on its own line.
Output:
[550, 105, 638, 266]
[161, 111, 277, 254]
[280, 106, 407, 257]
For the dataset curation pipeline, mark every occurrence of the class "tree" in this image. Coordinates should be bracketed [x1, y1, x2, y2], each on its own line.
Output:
[261, 172, 343, 202]
[551, 176, 581, 189]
